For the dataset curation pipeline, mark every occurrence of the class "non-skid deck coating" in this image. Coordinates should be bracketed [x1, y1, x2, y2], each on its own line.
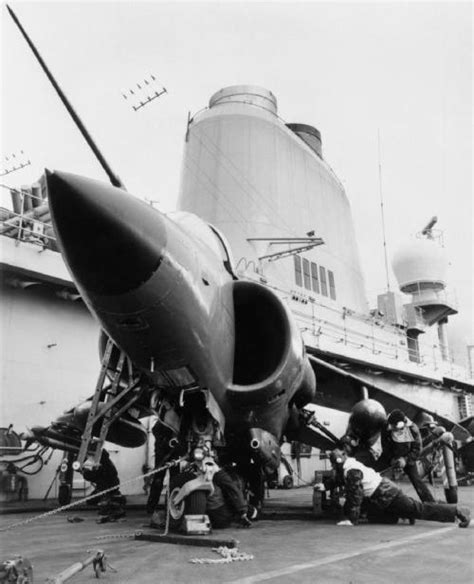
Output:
[1, 485, 473, 583]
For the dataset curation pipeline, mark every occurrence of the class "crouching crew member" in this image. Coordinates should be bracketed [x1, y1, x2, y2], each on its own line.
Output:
[329, 448, 470, 528]
[82, 449, 126, 521]
[82, 449, 122, 501]
[207, 467, 254, 529]
[382, 409, 435, 502]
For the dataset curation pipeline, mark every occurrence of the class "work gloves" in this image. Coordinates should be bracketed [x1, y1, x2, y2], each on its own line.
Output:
[393, 457, 406, 470]
[239, 513, 252, 528]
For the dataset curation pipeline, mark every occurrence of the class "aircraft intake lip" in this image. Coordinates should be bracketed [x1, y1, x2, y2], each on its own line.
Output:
[46, 170, 166, 296]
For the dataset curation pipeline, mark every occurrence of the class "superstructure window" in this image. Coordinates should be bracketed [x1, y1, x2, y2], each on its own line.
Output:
[311, 262, 320, 294]
[407, 331, 420, 363]
[302, 258, 311, 290]
[457, 395, 473, 419]
[319, 266, 328, 296]
[294, 255, 302, 287]
[328, 270, 336, 300]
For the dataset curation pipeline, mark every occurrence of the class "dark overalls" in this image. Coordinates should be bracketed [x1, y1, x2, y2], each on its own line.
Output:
[381, 422, 435, 502]
[206, 469, 248, 528]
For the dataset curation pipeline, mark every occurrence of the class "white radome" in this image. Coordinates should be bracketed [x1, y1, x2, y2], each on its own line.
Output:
[392, 238, 449, 293]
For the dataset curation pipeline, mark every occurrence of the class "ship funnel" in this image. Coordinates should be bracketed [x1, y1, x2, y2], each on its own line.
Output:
[287, 123, 323, 158]
[209, 85, 278, 114]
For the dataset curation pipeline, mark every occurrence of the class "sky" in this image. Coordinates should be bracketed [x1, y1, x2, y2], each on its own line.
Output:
[1, 1, 472, 365]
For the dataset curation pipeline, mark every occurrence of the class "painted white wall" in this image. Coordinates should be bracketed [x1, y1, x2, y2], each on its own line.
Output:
[0, 281, 148, 500]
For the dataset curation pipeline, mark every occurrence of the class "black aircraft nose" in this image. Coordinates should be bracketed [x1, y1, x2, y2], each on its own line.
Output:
[46, 170, 166, 295]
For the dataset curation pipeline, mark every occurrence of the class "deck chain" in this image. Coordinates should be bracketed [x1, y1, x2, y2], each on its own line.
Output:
[189, 546, 254, 564]
[0, 458, 184, 533]
[93, 531, 139, 541]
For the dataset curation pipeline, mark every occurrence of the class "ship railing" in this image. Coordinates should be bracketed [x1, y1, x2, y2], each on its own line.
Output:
[293, 307, 403, 359]
[0, 192, 58, 252]
[293, 304, 473, 380]
[292, 306, 399, 352]
[407, 281, 459, 311]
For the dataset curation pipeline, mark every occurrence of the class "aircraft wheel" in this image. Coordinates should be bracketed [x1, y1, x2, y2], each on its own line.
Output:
[282, 475, 294, 489]
[167, 472, 207, 531]
[444, 486, 458, 504]
[58, 484, 72, 506]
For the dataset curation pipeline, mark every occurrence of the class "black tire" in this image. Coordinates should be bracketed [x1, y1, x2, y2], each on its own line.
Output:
[185, 489, 208, 514]
[167, 472, 208, 531]
[58, 484, 72, 506]
[282, 475, 294, 489]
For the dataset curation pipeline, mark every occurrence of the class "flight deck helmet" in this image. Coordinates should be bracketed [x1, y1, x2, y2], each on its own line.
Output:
[387, 409, 407, 431]
[348, 399, 387, 443]
[329, 448, 347, 467]
[415, 412, 436, 429]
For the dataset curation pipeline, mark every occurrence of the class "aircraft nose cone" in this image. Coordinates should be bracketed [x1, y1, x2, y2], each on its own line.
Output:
[46, 170, 166, 296]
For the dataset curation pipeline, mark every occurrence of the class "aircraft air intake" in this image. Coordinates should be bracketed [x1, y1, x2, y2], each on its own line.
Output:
[232, 281, 288, 385]
[228, 281, 316, 408]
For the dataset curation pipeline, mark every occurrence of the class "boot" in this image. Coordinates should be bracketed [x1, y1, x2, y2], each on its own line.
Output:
[247, 504, 258, 520]
[456, 506, 471, 528]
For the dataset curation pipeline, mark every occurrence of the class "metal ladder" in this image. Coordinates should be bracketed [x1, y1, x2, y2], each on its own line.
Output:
[75, 338, 139, 472]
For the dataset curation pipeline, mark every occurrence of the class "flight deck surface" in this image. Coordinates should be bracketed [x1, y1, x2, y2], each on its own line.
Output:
[1, 485, 473, 583]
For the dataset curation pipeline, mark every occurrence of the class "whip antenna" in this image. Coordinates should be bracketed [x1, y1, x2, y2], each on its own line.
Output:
[7, 4, 125, 190]
[377, 129, 390, 292]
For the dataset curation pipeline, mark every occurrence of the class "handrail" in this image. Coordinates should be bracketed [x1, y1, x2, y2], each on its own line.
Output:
[0, 205, 58, 251]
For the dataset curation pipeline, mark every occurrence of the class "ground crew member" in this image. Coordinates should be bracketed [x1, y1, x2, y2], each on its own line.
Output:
[146, 408, 185, 515]
[82, 449, 123, 502]
[340, 399, 388, 470]
[82, 449, 126, 521]
[415, 411, 460, 503]
[329, 447, 471, 528]
[146, 423, 176, 514]
[416, 412, 446, 446]
[206, 466, 254, 528]
[381, 409, 435, 502]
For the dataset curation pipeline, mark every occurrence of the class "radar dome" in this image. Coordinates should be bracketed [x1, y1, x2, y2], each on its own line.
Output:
[392, 239, 448, 294]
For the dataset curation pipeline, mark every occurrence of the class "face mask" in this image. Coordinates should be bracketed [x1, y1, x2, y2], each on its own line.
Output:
[389, 420, 405, 431]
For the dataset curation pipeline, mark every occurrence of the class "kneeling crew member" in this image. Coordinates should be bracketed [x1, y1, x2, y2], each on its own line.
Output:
[207, 467, 253, 529]
[329, 448, 470, 528]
